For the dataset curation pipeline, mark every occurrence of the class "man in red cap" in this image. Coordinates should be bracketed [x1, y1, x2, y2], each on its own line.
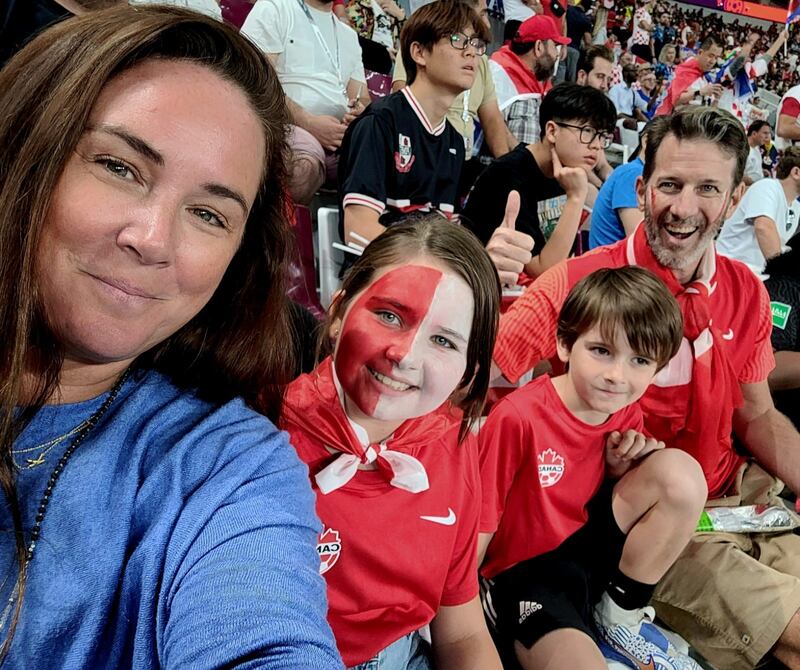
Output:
[489, 14, 570, 144]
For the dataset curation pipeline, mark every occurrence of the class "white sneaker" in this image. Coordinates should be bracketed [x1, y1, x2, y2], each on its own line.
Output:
[593, 593, 701, 670]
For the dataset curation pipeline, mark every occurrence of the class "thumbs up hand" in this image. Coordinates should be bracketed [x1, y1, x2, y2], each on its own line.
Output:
[485, 190, 535, 286]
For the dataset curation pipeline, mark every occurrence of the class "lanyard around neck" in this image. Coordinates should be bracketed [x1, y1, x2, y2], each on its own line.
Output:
[296, 0, 344, 89]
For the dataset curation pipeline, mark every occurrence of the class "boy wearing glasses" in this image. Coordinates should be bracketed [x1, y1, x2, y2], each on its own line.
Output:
[462, 83, 616, 281]
[337, 0, 490, 247]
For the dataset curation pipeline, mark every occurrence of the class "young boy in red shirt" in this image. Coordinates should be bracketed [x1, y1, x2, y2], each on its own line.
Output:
[478, 266, 707, 670]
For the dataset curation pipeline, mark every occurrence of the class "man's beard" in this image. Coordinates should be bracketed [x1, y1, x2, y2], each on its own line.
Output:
[534, 55, 556, 81]
[642, 199, 728, 273]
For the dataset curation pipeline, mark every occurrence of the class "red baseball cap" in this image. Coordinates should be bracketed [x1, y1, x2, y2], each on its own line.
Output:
[514, 15, 571, 45]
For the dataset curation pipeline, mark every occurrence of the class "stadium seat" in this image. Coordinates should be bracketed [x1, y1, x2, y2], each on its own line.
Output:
[317, 207, 345, 309]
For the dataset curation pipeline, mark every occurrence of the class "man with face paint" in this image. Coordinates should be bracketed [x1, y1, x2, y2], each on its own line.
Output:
[489, 14, 570, 145]
[492, 106, 800, 670]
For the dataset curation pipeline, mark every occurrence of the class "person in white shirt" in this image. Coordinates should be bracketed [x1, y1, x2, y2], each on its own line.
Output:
[744, 120, 770, 186]
[242, 0, 370, 204]
[129, 0, 222, 20]
[717, 147, 800, 278]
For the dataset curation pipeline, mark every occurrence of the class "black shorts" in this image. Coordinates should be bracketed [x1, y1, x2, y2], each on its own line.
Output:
[481, 483, 626, 660]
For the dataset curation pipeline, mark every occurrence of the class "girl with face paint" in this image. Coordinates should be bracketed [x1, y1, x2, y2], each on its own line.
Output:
[280, 217, 502, 670]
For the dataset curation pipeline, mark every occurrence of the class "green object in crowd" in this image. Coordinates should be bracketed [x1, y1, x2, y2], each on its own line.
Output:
[771, 301, 792, 330]
[696, 510, 714, 533]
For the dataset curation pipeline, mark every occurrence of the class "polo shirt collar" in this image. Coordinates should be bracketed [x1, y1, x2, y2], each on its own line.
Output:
[401, 87, 446, 136]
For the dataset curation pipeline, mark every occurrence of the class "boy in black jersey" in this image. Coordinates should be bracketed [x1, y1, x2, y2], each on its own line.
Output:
[337, 0, 490, 246]
[462, 83, 616, 283]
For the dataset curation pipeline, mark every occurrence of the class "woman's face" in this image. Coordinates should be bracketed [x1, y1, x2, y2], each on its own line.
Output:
[37, 59, 265, 367]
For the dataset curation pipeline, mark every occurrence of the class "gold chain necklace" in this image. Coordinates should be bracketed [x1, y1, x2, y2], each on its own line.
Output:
[12, 420, 91, 469]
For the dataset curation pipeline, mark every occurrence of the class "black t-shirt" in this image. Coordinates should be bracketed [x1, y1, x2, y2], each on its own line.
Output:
[461, 143, 564, 252]
[762, 255, 800, 428]
[337, 87, 464, 238]
[764, 275, 800, 353]
[1, 0, 70, 66]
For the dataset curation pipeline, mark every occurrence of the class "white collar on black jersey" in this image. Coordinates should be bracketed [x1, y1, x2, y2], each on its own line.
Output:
[401, 87, 447, 136]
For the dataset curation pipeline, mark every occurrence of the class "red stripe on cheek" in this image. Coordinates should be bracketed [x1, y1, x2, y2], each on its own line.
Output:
[334, 266, 442, 417]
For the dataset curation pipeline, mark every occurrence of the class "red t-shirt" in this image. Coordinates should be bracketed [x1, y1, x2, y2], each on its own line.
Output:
[479, 375, 642, 579]
[493, 236, 775, 499]
[285, 395, 481, 666]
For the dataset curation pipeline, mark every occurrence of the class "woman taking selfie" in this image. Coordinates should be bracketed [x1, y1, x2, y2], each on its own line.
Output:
[0, 6, 342, 668]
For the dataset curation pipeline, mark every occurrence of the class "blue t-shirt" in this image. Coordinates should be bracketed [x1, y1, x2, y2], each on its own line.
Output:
[589, 157, 644, 250]
[3, 369, 344, 669]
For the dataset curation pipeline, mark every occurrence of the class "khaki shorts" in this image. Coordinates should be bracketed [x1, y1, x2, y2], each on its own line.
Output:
[652, 462, 800, 669]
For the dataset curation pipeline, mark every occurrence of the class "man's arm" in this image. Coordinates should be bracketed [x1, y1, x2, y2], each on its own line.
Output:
[618, 207, 642, 236]
[753, 215, 783, 261]
[478, 100, 513, 158]
[676, 82, 723, 106]
[261, 52, 346, 151]
[346, 77, 371, 110]
[343, 204, 386, 245]
[778, 114, 800, 143]
[477, 532, 493, 567]
[733, 380, 800, 495]
[769, 351, 800, 391]
[430, 598, 503, 670]
[342, 78, 370, 126]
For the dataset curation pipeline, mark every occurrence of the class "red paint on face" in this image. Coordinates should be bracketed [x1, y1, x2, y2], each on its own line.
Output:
[712, 192, 729, 225]
[335, 265, 442, 416]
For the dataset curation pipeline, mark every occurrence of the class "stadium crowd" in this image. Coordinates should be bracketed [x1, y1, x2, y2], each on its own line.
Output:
[2, 1, 800, 670]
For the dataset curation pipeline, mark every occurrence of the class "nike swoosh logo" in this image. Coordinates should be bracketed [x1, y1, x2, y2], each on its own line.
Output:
[420, 508, 456, 526]
[615, 646, 656, 670]
[722, 329, 734, 340]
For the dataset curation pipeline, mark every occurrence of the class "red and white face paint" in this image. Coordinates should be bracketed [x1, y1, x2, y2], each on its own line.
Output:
[333, 261, 473, 428]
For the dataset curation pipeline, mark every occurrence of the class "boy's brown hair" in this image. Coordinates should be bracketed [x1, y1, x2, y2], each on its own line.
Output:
[400, 0, 490, 85]
[556, 267, 683, 371]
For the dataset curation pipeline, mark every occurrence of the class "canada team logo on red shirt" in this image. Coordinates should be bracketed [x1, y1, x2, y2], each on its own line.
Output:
[538, 449, 565, 488]
[317, 527, 342, 575]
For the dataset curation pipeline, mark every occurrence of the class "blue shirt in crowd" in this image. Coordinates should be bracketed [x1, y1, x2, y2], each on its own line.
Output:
[589, 157, 645, 249]
[3, 369, 343, 669]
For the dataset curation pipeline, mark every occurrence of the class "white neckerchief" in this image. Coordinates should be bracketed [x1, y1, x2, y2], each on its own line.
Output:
[314, 366, 430, 495]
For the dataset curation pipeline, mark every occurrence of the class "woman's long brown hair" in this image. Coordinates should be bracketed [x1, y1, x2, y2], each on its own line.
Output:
[0, 6, 294, 658]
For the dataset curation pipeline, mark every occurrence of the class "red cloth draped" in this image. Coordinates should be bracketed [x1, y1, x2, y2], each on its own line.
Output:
[491, 45, 552, 96]
[281, 357, 459, 484]
[656, 58, 706, 115]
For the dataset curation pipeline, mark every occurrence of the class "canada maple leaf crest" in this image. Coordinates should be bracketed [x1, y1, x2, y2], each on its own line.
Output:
[317, 527, 342, 575]
[537, 448, 565, 488]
